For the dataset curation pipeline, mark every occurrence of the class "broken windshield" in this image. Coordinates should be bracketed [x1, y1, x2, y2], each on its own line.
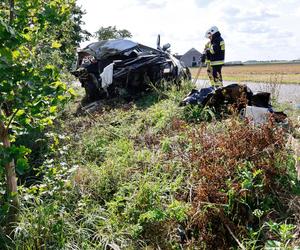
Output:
[79, 39, 139, 59]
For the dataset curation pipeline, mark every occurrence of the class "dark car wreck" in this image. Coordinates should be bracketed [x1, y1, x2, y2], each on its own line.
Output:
[71, 36, 191, 102]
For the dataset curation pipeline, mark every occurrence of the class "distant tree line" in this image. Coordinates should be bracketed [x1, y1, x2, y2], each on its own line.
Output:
[95, 26, 132, 40]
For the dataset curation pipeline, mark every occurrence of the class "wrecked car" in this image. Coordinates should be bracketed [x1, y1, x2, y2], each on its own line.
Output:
[71, 36, 191, 102]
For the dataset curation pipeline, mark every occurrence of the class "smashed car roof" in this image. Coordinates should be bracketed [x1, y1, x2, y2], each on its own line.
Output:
[78, 39, 139, 59]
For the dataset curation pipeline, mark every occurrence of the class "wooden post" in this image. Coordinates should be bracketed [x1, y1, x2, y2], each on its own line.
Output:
[0, 115, 19, 233]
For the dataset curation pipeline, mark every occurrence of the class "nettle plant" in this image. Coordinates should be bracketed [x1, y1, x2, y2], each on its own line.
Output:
[0, 0, 85, 229]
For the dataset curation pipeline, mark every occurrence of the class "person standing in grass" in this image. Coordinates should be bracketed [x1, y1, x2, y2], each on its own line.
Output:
[203, 31, 214, 85]
[203, 26, 225, 87]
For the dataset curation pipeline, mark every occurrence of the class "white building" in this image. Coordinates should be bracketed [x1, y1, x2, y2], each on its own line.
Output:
[180, 48, 202, 67]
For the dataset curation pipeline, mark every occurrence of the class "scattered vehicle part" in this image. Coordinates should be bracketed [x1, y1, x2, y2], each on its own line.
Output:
[181, 84, 252, 111]
[244, 106, 270, 125]
[179, 87, 214, 106]
[180, 83, 287, 124]
[206, 84, 252, 112]
[251, 92, 271, 108]
[71, 37, 191, 102]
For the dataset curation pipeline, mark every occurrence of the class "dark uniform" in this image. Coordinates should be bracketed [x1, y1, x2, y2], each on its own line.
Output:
[205, 31, 225, 87]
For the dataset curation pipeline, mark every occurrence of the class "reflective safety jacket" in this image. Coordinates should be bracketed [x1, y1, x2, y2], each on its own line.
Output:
[206, 31, 225, 66]
[204, 41, 211, 63]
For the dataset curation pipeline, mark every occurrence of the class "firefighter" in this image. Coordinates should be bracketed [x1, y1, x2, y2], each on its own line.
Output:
[204, 26, 225, 87]
[203, 31, 214, 84]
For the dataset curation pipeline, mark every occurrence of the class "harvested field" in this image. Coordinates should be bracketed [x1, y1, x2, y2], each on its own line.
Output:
[190, 63, 300, 84]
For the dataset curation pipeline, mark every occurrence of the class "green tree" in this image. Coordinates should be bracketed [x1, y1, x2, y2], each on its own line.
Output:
[95, 25, 132, 40]
[0, 0, 87, 231]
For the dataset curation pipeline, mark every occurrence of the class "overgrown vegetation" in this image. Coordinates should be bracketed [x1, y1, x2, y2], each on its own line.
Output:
[1, 80, 299, 249]
[1, 1, 299, 249]
[0, 0, 88, 233]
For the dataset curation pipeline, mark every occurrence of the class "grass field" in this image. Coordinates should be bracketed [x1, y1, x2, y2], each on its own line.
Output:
[2, 82, 299, 249]
[190, 63, 300, 84]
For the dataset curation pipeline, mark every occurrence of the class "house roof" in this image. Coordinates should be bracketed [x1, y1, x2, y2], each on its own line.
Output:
[182, 48, 202, 57]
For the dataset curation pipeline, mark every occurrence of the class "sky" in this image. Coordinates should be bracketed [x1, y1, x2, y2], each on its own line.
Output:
[77, 0, 300, 62]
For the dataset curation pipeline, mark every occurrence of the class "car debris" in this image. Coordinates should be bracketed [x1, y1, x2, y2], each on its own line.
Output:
[244, 106, 270, 125]
[180, 84, 287, 124]
[180, 84, 253, 110]
[71, 36, 191, 102]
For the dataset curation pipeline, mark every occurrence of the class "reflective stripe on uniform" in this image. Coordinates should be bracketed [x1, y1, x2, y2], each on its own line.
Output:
[220, 41, 225, 51]
[205, 41, 211, 49]
[211, 60, 224, 66]
[212, 82, 223, 87]
[208, 43, 215, 54]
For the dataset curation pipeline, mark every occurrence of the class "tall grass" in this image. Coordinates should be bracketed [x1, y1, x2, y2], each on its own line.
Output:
[1, 80, 299, 249]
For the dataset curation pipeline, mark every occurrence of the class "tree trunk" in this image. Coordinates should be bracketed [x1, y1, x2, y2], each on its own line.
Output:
[0, 121, 19, 233]
[9, 0, 15, 24]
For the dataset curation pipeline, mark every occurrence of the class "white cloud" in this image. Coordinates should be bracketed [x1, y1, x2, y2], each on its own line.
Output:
[194, 0, 216, 8]
[77, 0, 300, 61]
[237, 23, 270, 34]
[135, 0, 168, 8]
